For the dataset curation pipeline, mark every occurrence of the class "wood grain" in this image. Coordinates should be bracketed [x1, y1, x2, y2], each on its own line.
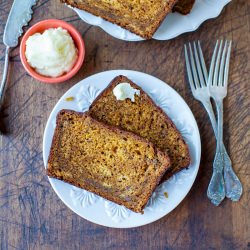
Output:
[0, 0, 249, 249]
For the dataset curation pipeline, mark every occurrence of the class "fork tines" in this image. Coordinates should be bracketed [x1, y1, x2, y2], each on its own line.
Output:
[208, 40, 232, 87]
[184, 40, 232, 92]
[184, 41, 208, 93]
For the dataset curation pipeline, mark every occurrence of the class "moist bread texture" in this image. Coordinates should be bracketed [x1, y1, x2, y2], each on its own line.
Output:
[47, 110, 171, 213]
[88, 76, 191, 182]
[173, 0, 195, 14]
[61, 0, 178, 39]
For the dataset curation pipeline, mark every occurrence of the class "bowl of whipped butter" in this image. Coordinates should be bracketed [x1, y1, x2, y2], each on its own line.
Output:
[20, 19, 85, 83]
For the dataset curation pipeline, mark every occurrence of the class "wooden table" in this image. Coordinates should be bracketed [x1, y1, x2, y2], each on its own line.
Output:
[0, 1, 249, 249]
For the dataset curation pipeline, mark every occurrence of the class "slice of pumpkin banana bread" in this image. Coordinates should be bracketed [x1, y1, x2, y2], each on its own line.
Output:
[88, 76, 191, 182]
[47, 110, 171, 213]
[61, 0, 178, 39]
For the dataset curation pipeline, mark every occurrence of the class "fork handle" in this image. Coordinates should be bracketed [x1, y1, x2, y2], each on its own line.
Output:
[216, 100, 223, 150]
[223, 149, 242, 201]
[207, 151, 225, 205]
[0, 46, 10, 110]
[202, 100, 217, 134]
[206, 99, 225, 205]
[202, 100, 242, 201]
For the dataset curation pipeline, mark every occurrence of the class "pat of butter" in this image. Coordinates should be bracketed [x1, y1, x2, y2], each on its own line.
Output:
[113, 82, 140, 102]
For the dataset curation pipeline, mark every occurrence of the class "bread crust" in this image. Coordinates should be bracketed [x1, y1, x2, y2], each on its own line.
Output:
[88, 75, 191, 182]
[61, 0, 178, 39]
[47, 110, 171, 213]
[173, 0, 195, 15]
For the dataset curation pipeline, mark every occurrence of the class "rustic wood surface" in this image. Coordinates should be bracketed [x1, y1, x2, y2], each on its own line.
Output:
[0, 0, 249, 249]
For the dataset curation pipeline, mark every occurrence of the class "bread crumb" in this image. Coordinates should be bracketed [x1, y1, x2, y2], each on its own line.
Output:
[65, 96, 74, 101]
[164, 192, 168, 199]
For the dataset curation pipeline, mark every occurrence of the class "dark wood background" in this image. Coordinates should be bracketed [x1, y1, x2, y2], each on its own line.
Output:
[0, 0, 249, 249]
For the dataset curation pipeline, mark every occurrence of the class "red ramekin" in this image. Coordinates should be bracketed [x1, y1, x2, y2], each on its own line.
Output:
[20, 19, 85, 84]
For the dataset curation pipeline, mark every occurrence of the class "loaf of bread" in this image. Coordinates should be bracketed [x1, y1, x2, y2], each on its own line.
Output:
[61, 0, 178, 39]
[47, 110, 171, 213]
[173, 0, 195, 14]
[88, 76, 191, 182]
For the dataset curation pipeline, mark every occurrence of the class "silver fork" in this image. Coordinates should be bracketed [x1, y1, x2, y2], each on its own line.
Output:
[184, 41, 242, 205]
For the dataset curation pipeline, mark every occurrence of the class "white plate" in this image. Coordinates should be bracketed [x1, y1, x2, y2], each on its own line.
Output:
[72, 0, 231, 41]
[43, 70, 201, 228]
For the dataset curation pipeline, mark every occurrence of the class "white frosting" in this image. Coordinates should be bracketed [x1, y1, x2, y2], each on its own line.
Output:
[25, 27, 78, 77]
[113, 82, 140, 102]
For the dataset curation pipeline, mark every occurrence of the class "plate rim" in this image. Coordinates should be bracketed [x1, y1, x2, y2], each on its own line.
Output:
[43, 69, 201, 228]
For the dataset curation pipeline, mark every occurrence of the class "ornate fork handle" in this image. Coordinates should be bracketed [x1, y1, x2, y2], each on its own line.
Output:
[223, 149, 242, 201]
[207, 100, 225, 205]
[201, 100, 242, 202]
[207, 151, 225, 205]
